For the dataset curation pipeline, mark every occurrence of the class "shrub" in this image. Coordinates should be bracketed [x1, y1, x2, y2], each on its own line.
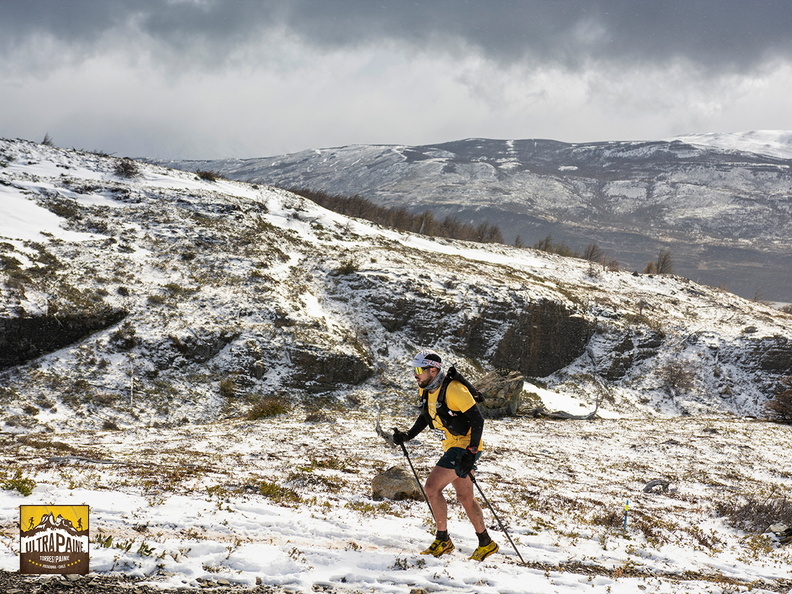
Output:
[196, 170, 220, 182]
[643, 248, 674, 274]
[583, 242, 605, 263]
[146, 293, 168, 306]
[656, 249, 674, 273]
[715, 492, 792, 534]
[257, 480, 300, 503]
[765, 376, 792, 424]
[533, 234, 578, 258]
[247, 397, 288, 420]
[109, 321, 137, 350]
[45, 197, 82, 220]
[658, 361, 696, 395]
[115, 158, 141, 179]
[334, 259, 359, 275]
[0, 254, 22, 270]
[219, 375, 241, 398]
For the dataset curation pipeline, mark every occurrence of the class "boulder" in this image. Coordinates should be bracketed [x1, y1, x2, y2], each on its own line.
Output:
[371, 466, 422, 501]
[476, 370, 525, 418]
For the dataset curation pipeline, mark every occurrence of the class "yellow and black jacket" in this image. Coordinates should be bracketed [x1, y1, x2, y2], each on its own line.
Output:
[406, 375, 485, 452]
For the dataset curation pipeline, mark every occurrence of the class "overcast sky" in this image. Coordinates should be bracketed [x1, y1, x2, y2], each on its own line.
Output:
[2, 0, 792, 159]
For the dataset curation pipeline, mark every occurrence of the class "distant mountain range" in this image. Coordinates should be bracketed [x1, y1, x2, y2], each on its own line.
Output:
[155, 131, 792, 302]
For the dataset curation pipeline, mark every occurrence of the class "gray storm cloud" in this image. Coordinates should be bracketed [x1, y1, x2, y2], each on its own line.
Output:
[4, 0, 792, 74]
[3, 1, 792, 159]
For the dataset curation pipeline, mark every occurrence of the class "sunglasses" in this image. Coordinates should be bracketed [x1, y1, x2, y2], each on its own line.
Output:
[413, 367, 429, 375]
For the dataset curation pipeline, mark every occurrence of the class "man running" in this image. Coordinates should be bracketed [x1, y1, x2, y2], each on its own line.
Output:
[393, 349, 498, 561]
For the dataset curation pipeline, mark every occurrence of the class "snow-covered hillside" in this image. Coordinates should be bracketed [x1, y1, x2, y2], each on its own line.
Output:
[156, 131, 792, 302]
[671, 130, 792, 160]
[2, 138, 792, 592]
[2, 137, 792, 431]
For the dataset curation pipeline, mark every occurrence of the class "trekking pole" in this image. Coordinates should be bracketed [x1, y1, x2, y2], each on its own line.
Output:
[469, 473, 526, 565]
[396, 439, 434, 520]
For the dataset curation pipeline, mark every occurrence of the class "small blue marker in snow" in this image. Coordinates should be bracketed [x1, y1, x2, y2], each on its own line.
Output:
[623, 500, 629, 531]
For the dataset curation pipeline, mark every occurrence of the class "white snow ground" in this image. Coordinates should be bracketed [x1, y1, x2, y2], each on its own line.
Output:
[1, 137, 792, 592]
[2, 415, 791, 593]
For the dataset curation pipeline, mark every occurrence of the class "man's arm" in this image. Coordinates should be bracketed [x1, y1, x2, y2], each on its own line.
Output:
[405, 415, 429, 440]
[462, 405, 484, 451]
[394, 415, 429, 444]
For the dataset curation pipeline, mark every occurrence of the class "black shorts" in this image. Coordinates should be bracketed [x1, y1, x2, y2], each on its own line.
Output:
[436, 446, 482, 470]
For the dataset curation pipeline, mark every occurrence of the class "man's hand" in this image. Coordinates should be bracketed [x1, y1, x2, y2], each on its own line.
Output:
[392, 428, 409, 445]
[457, 447, 477, 478]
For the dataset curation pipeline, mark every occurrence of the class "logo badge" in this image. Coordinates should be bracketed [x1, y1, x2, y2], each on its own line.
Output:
[20, 505, 89, 574]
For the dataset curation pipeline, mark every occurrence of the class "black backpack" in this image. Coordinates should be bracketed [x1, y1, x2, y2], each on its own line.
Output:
[442, 366, 485, 404]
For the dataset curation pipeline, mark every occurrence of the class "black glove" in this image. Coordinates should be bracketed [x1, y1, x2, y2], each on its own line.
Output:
[456, 448, 477, 478]
[392, 428, 409, 445]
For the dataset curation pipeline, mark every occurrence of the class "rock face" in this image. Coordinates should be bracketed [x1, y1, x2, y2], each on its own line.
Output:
[753, 336, 792, 375]
[337, 272, 592, 379]
[602, 329, 665, 381]
[285, 344, 374, 392]
[0, 310, 127, 369]
[371, 466, 422, 501]
[490, 300, 592, 377]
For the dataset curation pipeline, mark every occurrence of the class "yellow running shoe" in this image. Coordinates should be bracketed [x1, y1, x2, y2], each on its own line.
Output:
[469, 540, 499, 561]
[420, 538, 455, 557]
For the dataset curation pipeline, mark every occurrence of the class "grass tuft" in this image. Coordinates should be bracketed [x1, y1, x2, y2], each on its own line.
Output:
[2, 469, 37, 496]
[258, 480, 301, 504]
[715, 492, 792, 534]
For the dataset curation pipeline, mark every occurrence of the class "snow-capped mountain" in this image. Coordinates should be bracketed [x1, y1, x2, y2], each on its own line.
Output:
[672, 130, 792, 159]
[156, 131, 792, 303]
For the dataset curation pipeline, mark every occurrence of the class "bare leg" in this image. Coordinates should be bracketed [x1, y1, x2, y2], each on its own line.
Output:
[425, 466, 486, 534]
[424, 466, 458, 531]
[452, 474, 486, 533]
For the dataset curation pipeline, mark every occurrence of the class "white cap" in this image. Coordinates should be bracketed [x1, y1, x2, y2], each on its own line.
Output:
[411, 349, 442, 370]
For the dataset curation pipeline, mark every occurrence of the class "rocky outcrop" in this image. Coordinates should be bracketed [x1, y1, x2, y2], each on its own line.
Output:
[602, 329, 665, 380]
[167, 330, 238, 363]
[753, 336, 792, 375]
[285, 344, 374, 392]
[490, 300, 592, 377]
[341, 272, 592, 378]
[0, 310, 127, 369]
